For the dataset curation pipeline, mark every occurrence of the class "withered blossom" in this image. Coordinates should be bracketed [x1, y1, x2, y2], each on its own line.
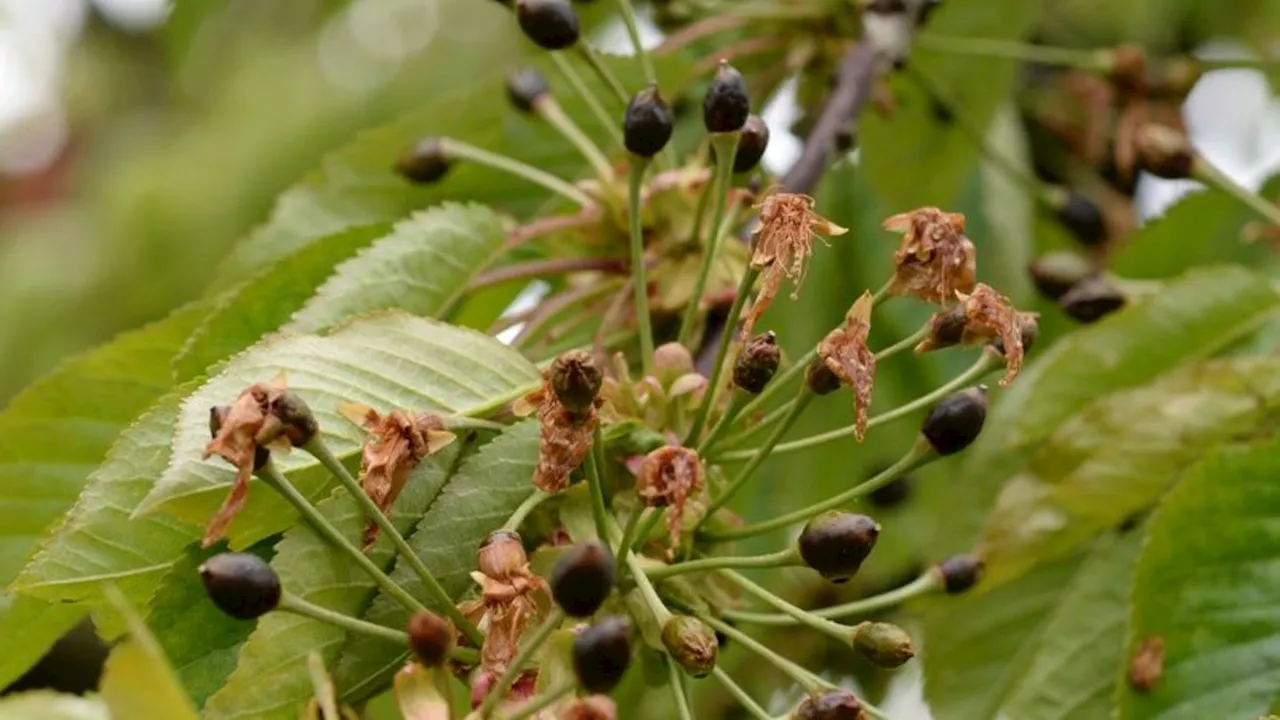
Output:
[882, 207, 976, 305]
[817, 292, 876, 441]
[636, 446, 706, 553]
[920, 283, 1026, 387]
[203, 379, 291, 547]
[515, 387, 599, 495]
[340, 403, 456, 549]
[743, 191, 847, 340]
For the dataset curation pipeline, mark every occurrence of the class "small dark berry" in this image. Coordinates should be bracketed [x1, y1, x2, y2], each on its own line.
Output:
[395, 139, 453, 184]
[1028, 251, 1096, 302]
[733, 331, 780, 394]
[199, 552, 281, 620]
[703, 61, 750, 133]
[661, 616, 718, 677]
[572, 616, 632, 693]
[1060, 276, 1126, 323]
[835, 128, 854, 152]
[851, 621, 915, 668]
[798, 511, 881, 583]
[805, 357, 842, 395]
[505, 66, 551, 113]
[550, 541, 615, 618]
[407, 611, 454, 666]
[921, 386, 987, 456]
[867, 467, 912, 509]
[1136, 124, 1195, 179]
[938, 554, 984, 593]
[921, 305, 966, 352]
[623, 84, 675, 158]
[794, 689, 864, 720]
[515, 0, 580, 50]
[1056, 190, 1107, 247]
[732, 115, 770, 173]
[257, 390, 318, 448]
[210, 406, 269, 471]
[550, 350, 603, 415]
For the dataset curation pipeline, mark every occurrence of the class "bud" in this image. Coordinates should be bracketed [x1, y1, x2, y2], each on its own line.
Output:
[661, 615, 718, 677]
[921, 387, 987, 456]
[1028, 251, 1095, 301]
[732, 115, 770, 173]
[867, 465, 912, 509]
[733, 331, 781, 394]
[851, 621, 915, 668]
[550, 350, 603, 415]
[798, 511, 881, 583]
[209, 406, 269, 471]
[793, 689, 865, 720]
[804, 355, 843, 395]
[505, 66, 551, 113]
[937, 554, 983, 593]
[198, 552, 281, 620]
[1054, 190, 1107, 247]
[564, 695, 617, 720]
[549, 541, 615, 618]
[653, 342, 695, 387]
[1135, 124, 1195, 179]
[623, 84, 675, 158]
[572, 616, 633, 693]
[515, 0, 580, 50]
[477, 529, 528, 581]
[256, 390, 318, 447]
[395, 139, 453, 184]
[407, 611, 454, 667]
[1060, 275, 1126, 323]
[703, 61, 750, 133]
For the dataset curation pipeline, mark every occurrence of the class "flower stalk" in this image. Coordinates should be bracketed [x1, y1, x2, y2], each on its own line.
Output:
[724, 570, 943, 625]
[685, 266, 761, 444]
[644, 546, 801, 581]
[628, 158, 657, 375]
[439, 138, 592, 206]
[677, 132, 742, 346]
[478, 607, 566, 718]
[550, 52, 625, 147]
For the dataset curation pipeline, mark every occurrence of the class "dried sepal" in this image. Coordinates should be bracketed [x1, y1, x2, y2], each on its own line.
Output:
[342, 403, 457, 549]
[882, 207, 976, 305]
[636, 446, 706, 551]
[954, 283, 1024, 386]
[817, 291, 876, 441]
[203, 379, 290, 547]
[743, 191, 847, 340]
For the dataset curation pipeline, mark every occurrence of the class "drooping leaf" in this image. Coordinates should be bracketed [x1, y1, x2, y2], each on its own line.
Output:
[933, 265, 1280, 559]
[287, 203, 510, 333]
[1116, 437, 1280, 719]
[334, 422, 540, 703]
[976, 356, 1280, 587]
[202, 444, 461, 720]
[135, 312, 540, 547]
[99, 586, 199, 720]
[996, 529, 1143, 720]
[174, 223, 391, 381]
[0, 691, 108, 720]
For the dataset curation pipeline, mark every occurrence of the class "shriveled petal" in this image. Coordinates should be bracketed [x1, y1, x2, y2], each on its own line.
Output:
[817, 292, 876, 441]
[958, 283, 1024, 386]
[884, 207, 976, 305]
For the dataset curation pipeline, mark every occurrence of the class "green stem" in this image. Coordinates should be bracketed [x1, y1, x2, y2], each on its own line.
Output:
[696, 391, 749, 455]
[441, 138, 590, 207]
[1193, 156, 1280, 227]
[612, 0, 656, 84]
[536, 97, 617, 183]
[628, 158, 656, 375]
[710, 668, 771, 720]
[685, 266, 761, 445]
[677, 133, 742, 347]
[550, 52, 624, 148]
[701, 439, 936, 542]
[503, 490, 551, 532]
[627, 552, 674, 625]
[699, 390, 814, 521]
[696, 613, 828, 693]
[724, 572, 942, 626]
[585, 426, 612, 545]
[257, 462, 427, 617]
[718, 348, 816, 446]
[715, 352, 998, 462]
[875, 326, 929, 362]
[914, 33, 1112, 71]
[278, 592, 408, 645]
[616, 506, 649, 562]
[502, 680, 575, 720]
[645, 547, 799, 581]
[668, 658, 694, 720]
[577, 44, 631, 105]
[722, 570, 856, 646]
[479, 608, 566, 718]
[303, 440, 483, 647]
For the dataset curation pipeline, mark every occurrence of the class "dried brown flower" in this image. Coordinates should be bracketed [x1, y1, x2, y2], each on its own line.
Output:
[203, 380, 289, 547]
[515, 377, 599, 494]
[743, 191, 847, 340]
[1128, 636, 1165, 693]
[636, 446, 706, 552]
[340, 403, 456, 549]
[954, 284, 1025, 386]
[882, 207, 976, 305]
[817, 291, 876, 441]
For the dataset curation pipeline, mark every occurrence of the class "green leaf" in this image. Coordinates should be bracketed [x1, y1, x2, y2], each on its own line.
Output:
[334, 422, 540, 703]
[174, 223, 390, 381]
[135, 312, 539, 546]
[0, 691, 108, 720]
[99, 586, 199, 720]
[997, 530, 1143, 720]
[202, 445, 461, 720]
[1117, 437, 1280, 719]
[932, 265, 1280, 560]
[976, 356, 1280, 587]
[859, 0, 1047, 210]
[288, 203, 509, 333]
